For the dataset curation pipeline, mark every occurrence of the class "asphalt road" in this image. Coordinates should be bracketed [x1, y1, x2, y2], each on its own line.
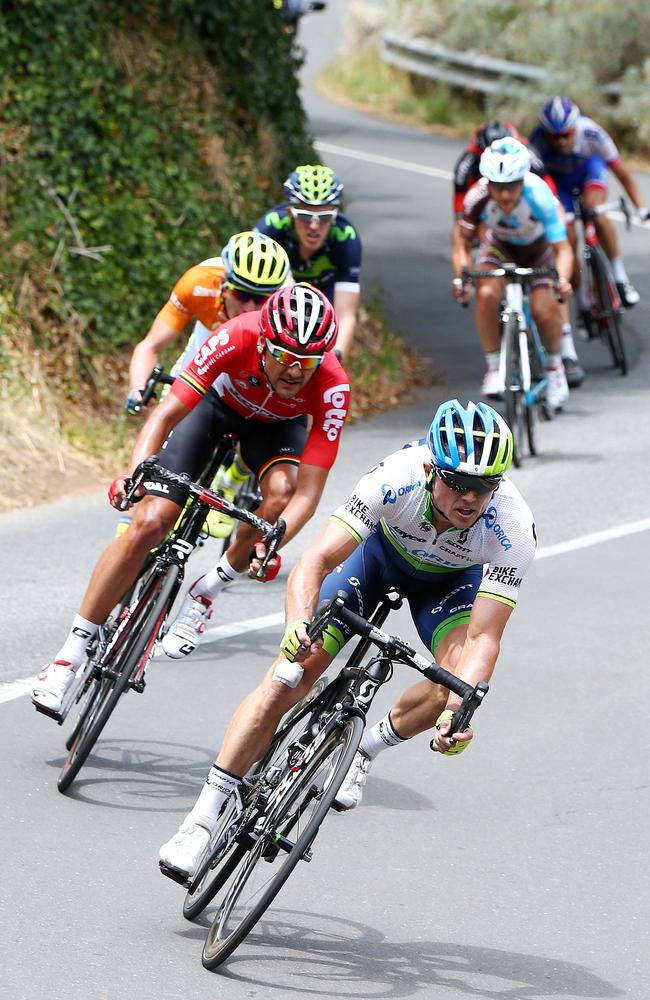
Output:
[2, 2, 650, 997]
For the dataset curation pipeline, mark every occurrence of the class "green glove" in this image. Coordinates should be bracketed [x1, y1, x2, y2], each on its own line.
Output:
[435, 708, 472, 756]
[280, 619, 311, 662]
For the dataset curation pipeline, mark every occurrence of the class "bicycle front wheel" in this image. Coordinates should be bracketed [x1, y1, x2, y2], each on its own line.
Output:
[502, 315, 525, 465]
[57, 565, 179, 793]
[201, 714, 364, 970]
[591, 246, 628, 375]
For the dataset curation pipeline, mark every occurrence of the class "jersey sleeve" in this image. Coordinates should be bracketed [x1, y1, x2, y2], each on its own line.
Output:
[171, 321, 241, 409]
[459, 181, 488, 239]
[526, 179, 567, 243]
[453, 150, 479, 214]
[582, 118, 619, 164]
[331, 218, 362, 292]
[329, 459, 388, 542]
[476, 503, 537, 609]
[157, 267, 201, 332]
[301, 370, 351, 470]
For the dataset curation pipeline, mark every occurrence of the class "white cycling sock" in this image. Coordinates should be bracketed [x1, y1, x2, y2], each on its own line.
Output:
[546, 352, 563, 370]
[55, 615, 99, 667]
[193, 555, 244, 601]
[187, 765, 241, 831]
[561, 329, 579, 362]
[611, 257, 628, 283]
[485, 351, 500, 372]
[359, 713, 409, 760]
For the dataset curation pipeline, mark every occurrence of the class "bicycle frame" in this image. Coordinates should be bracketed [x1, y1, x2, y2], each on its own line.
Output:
[497, 280, 547, 409]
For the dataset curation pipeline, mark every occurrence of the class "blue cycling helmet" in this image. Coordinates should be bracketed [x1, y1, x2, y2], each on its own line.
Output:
[427, 400, 513, 477]
[539, 96, 580, 134]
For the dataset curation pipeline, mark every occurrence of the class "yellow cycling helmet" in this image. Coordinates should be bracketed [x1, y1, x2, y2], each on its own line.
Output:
[221, 231, 290, 294]
[283, 164, 344, 206]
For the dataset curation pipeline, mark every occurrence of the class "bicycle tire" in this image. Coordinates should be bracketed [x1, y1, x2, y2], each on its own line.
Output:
[502, 314, 525, 465]
[591, 247, 628, 375]
[201, 714, 364, 969]
[183, 676, 331, 922]
[57, 565, 179, 793]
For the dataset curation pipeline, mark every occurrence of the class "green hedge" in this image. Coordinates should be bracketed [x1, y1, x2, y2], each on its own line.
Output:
[0, 0, 312, 374]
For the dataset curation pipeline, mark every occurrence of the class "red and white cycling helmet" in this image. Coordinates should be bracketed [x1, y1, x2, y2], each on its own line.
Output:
[260, 282, 338, 354]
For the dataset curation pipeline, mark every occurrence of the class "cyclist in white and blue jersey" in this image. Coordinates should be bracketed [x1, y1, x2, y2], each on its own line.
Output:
[452, 137, 574, 410]
[531, 97, 648, 309]
[158, 401, 536, 877]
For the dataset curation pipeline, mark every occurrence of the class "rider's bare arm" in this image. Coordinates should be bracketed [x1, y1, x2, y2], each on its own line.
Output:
[128, 317, 183, 392]
[285, 520, 359, 625]
[443, 595, 512, 714]
[270, 463, 331, 550]
[128, 392, 191, 476]
[332, 288, 359, 359]
[608, 159, 647, 214]
[550, 237, 574, 298]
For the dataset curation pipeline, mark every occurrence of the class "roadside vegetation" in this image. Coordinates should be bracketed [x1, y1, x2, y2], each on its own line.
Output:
[0, 0, 430, 511]
[324, 0, 650, 154]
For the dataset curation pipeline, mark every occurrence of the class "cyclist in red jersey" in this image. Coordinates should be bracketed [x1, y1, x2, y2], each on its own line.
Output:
[32, 284, 350, 716]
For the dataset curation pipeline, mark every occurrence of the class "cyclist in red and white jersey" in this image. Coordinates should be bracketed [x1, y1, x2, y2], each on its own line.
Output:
[32, 284, 350, 716]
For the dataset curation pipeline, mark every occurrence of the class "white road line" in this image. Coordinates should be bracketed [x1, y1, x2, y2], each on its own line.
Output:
[5, 516, 650, 706]
[315, 140, 649, 228]
[535, 517, 650, 560]
[315, 140, 453, 181]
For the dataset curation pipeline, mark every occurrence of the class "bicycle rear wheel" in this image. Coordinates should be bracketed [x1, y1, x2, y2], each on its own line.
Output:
[57, 565, 179, 793]
[201, 714, 364, 970]
[502, 315, 525, 465]
[183, 676, 331, 922]
[591, 246, 628, 375]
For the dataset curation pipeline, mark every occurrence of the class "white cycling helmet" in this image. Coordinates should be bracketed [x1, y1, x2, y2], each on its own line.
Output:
[479, 137, 531, 183]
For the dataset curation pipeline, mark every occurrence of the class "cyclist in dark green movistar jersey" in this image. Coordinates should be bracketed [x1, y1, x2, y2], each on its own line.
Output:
[254, 164, 362, 358]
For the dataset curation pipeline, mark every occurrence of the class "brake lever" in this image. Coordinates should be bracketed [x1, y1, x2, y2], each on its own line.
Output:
[255, 517, 286, 580]
[119, 455, 161, 511]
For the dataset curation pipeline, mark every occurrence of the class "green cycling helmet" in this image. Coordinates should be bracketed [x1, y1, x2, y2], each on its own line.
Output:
[221, 231, 290, 294]
[283, 164, 344, 206]
[427, 399, 513, 477]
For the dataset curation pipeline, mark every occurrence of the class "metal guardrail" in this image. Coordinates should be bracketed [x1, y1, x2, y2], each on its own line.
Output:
[380, 30, 620, 100]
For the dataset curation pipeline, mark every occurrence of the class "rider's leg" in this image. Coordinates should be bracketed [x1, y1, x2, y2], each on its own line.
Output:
[474, 274, 505, 395]
[531, 284, 570, 408]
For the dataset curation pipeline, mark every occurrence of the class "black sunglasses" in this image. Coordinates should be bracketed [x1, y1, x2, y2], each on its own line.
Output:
[432, 467, 501, 496]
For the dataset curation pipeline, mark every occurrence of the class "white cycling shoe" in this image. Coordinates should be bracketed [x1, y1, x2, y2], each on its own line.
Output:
[31, 660, 76, 716]
[333, 751, 372, 811]
[480, 369, 505, 399]
[545, 363, 570, 412]
[159, 820, 211, 879]
[162, 586, 213, 659]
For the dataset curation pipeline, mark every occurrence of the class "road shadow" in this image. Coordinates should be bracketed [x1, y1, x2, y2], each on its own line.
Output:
[177, 907, 623, 998]
[46, 738, 215, 811]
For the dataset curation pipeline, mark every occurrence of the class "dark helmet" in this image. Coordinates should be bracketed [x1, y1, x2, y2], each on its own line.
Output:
[475, 120, 519, 152]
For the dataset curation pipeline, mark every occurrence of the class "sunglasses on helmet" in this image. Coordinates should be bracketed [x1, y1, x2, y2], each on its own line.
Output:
[291, 208, 338, 225]
[265, 340, 323, 371]
[432, 467, 502, 496]
[224, 282, 270, 305]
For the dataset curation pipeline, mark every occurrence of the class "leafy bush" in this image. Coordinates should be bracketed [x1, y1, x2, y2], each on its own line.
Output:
[379, 0, 650, 149]
[0, 0, 312, 400]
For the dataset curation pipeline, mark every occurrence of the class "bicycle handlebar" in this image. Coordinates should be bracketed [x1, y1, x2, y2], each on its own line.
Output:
[123, 456, 286, 576]
[573, 195, 631, 230]
[462, 264, 558, 283]
[140, 365, 176, 408]
[308, 591, 488, 737]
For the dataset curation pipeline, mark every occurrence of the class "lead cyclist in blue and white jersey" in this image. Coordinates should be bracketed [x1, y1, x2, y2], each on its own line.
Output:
[530, 96, 649, 309]
[158, 400, 536, 877]
[452, 137, 574, 408]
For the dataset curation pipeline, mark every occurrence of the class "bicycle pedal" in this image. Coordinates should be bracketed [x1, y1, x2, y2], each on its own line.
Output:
[129, 677, 146, 694]
[32, 701, 64, 724]
[158, 862, 190, 889]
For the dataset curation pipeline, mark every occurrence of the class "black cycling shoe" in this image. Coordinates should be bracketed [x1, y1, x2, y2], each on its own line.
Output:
[577, 309, 595, 340]
[616, 281, 640, 308]
[563, 357, 585, 388]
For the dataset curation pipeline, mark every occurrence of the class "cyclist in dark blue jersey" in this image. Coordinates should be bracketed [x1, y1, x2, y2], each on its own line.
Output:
[254, 165, 361, 358]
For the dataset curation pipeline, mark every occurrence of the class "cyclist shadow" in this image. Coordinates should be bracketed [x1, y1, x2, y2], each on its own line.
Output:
[179, 907, 622, 998]
[45, 738, 215, 811]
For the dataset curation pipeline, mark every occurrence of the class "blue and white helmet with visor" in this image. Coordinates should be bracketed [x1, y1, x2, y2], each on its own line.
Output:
[427, 399, 514, 495]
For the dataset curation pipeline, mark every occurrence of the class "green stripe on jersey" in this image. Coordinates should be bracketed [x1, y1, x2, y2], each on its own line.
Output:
[329, 514, 363, 544]
[476, 589, 517, 609]
[380, 521, 459, 572]
[431, 610, 472, 652]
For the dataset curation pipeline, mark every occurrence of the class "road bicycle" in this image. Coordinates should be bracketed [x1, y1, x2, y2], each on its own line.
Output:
[137, 364, 262, 553]
[55, 456, 284, 793]
[463, 265, 557, 467]
[571, 195, 630, 376]
[171, 588, 488, 970]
